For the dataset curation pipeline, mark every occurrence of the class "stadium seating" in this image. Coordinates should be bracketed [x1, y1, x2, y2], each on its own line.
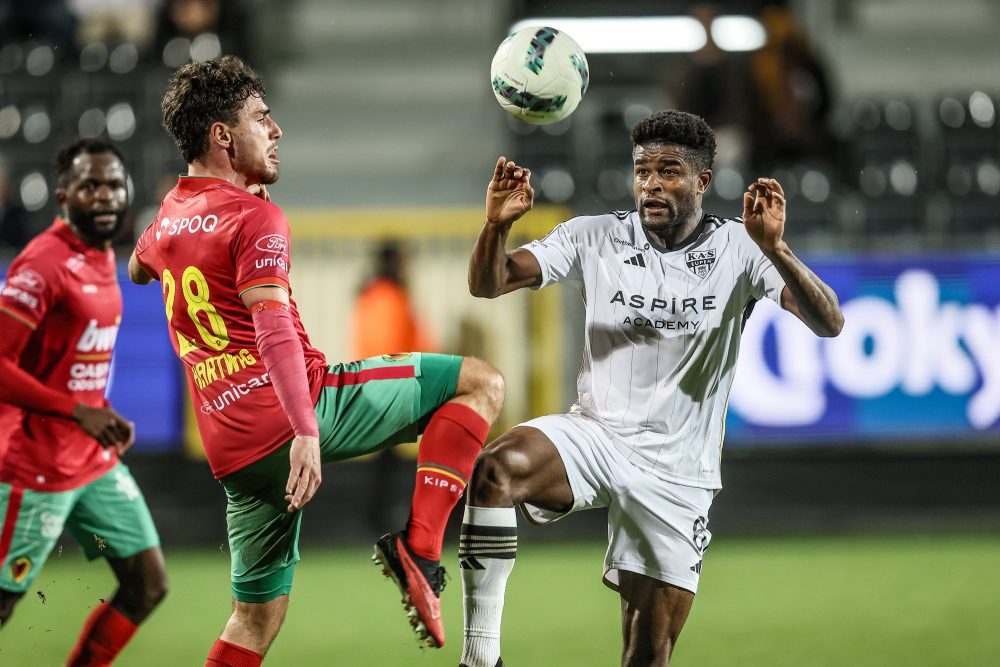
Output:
[0, 38, 187, 250]
[0, 34, 998, 252]
[935, 91, 1000, 234]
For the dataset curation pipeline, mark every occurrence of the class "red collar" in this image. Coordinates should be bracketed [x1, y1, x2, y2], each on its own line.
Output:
[52, 218, 110, 257]
[175, 175, 236, 197]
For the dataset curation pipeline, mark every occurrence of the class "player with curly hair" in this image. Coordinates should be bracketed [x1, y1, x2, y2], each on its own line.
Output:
[130, 56, 505, 665]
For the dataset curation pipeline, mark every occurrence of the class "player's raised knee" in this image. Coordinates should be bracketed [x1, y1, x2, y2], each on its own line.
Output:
[458, 357, 505, 422]
[468, 439, 532, 505]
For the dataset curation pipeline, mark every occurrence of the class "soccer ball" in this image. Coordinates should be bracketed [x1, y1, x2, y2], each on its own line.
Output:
[490, 26, 590, 125]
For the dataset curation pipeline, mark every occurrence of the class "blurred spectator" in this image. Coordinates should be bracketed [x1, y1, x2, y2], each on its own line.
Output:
[670, 4, 835, 174]
[746, 6, 836, 173]
[351, 238, 434, 359]
[351, 238, 435, 533]
[153, 0, 250, 65]
[668, 3, 756, 170]
[0, 157, 30, 251]
[0, 0, 78, 57]
[68, 0, 157, 51]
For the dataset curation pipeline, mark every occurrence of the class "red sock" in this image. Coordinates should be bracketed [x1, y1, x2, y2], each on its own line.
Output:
[65, 602, 138, 667]
[407, 402, 490, 560]
[205, 639, 263, 667]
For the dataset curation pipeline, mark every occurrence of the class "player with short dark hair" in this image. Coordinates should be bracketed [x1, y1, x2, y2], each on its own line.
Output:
[631, 109, 718, 172]
[130, 55, 505, 665]
[460, 109, 844, 666]
[0, 138, 167, 664]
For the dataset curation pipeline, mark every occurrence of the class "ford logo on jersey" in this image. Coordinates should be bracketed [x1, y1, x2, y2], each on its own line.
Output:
[254, 234, 288, 255]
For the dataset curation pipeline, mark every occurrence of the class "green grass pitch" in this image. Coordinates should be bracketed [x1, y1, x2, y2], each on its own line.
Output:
[2, 535, 998, 666]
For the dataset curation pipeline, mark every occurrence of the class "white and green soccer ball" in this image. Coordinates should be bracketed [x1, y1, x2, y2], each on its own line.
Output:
[490, 26, 590, 125]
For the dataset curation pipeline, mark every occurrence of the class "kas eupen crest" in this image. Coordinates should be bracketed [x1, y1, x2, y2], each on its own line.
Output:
[685, 249, 716, 278]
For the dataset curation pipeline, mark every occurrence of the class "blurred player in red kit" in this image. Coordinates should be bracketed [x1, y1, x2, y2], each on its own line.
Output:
[129, 56, 505, 665]
[0, 138, 167, 665]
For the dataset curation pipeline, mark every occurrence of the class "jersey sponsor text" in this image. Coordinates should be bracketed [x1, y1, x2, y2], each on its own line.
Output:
[199, 371, 271, 415]
[76, 318, 120, 352]
[155, 214, 220, 240]
[254, 234, 288, 255]
[192, 349, 259, 390]
[610, 290, 718, 315]
[1, 286, 39, 311]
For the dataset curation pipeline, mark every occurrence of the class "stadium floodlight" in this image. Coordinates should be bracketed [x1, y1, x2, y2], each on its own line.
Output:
[509, 17, 707, 53]
[710, 16, 767, 52]
[509, 15, 767, 54]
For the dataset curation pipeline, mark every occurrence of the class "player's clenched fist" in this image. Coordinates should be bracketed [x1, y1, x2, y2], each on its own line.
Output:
[72, 403, 134, 451]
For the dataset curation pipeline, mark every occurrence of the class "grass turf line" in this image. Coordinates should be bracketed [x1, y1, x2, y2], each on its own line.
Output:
[0, 535, 997, 666]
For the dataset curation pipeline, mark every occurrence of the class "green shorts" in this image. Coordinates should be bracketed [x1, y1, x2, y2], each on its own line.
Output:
[0, 463, 160, 594]
[221, 352, 463, 602]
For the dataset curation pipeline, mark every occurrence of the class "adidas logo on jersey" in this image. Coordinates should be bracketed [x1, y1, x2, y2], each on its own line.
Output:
[624, 254, 646, 268]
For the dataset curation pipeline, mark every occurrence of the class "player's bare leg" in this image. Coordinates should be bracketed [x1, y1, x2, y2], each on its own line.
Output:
[458, 427, 574, 667]
[105, 547, 169, 622]
[65, 546, 169, 665]
[450, 356, 506, 423]
[375, 356, 504, 648]
[618, 571, 694, 666]
[214, 596, 289, 659]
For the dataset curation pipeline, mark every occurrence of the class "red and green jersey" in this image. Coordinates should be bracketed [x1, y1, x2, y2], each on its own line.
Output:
[134, 177, 328, 478]
[0, 220, 120, 491]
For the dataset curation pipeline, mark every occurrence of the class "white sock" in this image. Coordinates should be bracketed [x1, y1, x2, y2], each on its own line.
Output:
[459, 505, 517, 667]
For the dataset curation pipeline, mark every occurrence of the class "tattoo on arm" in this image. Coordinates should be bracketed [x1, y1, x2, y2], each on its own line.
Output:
[769, 245, 844, 337]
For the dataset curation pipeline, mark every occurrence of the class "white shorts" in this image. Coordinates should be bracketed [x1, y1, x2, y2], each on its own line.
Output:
[520, 413, 714, 594]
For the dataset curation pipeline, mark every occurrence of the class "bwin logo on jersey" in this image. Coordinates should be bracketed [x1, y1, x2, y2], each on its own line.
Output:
[685, 249, 716, 278]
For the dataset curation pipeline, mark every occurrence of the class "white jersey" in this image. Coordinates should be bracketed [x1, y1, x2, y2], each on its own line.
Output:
[521, 210, 785, 489]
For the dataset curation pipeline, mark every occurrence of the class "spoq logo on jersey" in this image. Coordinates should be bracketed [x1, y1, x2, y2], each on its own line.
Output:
[155, 214, 219, 240]
[729, 262, 1000, 437]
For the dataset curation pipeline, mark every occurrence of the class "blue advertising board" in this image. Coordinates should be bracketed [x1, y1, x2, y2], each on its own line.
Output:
[726, 255, 1000, 446]
[108, 269, 183, 450]
[0, 265, 182, 450]
[4, 255, 1000, 451]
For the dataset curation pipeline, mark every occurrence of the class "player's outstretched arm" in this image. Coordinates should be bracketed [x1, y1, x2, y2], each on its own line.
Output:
[469, 156, 543, 298]
[242, 286, 321, 512]
[742, 177, 844, 337]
